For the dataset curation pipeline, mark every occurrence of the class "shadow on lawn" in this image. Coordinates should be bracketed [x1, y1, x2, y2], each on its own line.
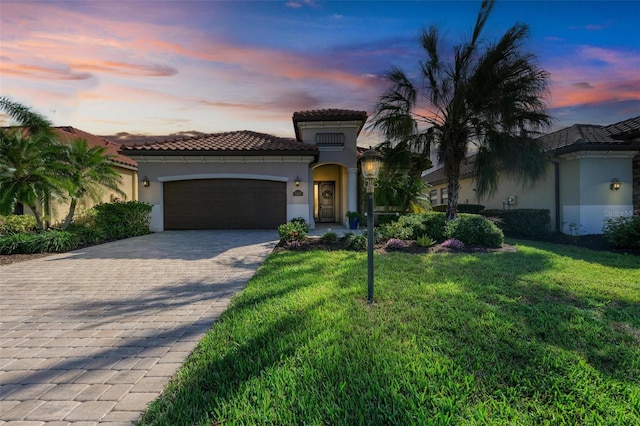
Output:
[139, 248, 639, 424]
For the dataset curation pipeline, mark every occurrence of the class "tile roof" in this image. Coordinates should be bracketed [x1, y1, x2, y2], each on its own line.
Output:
[293, 109, 368, 122]
[423, 115, 640, 184]
[119, 130, 317, 155]
[54, 127, 137, 168]
[603, 115, 640, 139]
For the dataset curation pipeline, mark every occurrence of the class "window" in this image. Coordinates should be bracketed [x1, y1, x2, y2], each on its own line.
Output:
[430, 190, 438, 205]
[440, 188, 448, 204]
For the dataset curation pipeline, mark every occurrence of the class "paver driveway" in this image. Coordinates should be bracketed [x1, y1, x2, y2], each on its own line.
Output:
[0, 230, 278, 424]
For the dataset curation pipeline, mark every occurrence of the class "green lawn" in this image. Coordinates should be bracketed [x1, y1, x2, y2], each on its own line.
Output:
[138, 240, 640, 425]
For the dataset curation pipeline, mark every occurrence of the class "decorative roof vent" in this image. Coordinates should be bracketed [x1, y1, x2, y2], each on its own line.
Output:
[316, 133, 345, 146]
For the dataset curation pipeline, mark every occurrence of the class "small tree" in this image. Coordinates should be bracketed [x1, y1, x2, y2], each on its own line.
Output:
[59, 138, 125, 229]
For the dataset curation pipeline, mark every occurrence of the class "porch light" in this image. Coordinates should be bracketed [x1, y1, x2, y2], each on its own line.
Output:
[359, 147, 382, 305]
[295, 176, 301, 187]
[610, 178, 621, 191]
[142, 176, 150, 188]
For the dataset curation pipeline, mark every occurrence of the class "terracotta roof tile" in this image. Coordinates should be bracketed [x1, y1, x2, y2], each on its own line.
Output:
[120, 130, 317, 155]
[603, 115, 640, 139]
[54, 127, 137, 168]
[293, 109, 368, 121]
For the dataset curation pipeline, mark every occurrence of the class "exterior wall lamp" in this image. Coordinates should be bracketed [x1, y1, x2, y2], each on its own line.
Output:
[295, 176, 301, 187]
[142, 176, 150, 188]
[360, 148, 383, 304]
[610, 178, 621, 191]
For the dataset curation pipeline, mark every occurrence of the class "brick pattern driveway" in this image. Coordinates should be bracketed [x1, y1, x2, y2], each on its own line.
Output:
[0, 230, 278, 424]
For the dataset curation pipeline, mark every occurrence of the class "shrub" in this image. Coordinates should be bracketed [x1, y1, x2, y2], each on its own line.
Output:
[432, 204, 485, 214]
[27, 231, 79, 253]
[319, 232, 338, 243]
[0, 233, 33, 254]
[385, 238, 407, 249]
[93, 201, 152, 240]
[66, 222, 105, 245]
[416, 234, 436, 247]
[378, 221, 413, 241]
[344, 232, 367, 251]
[602, 216, 640, 248]
[441, 238, 465, 249]
[411, 212, 448, 242]
[480, 209, 550, 237]
[278, 220, 308, 242]
[290, 217, 310, 233]
[0, 231, 79, 254]
[0, 215, 37, 235]
[445, 214, 504, 248]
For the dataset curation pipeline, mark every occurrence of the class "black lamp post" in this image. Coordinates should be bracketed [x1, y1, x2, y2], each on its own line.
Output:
[360, 148, 382, 304]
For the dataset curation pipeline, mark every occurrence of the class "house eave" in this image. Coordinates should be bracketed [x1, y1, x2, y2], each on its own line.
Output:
[126, 154, 317, 164]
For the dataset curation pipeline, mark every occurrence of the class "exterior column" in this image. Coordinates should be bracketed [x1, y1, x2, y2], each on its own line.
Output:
[308, 167, 316, 229]
[347, 167, 358, 215]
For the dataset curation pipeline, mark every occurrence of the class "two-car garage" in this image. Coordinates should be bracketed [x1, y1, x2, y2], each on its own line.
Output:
[163, 179, 286, 230]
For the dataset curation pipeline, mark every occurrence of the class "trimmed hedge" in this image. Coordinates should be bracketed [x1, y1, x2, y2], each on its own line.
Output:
[93, 201, 153, 240]
[445, 214, 504, 248]
[481, 209, 550, 237]
[0, 215, 37, 236]
[431, 204, 485, 214]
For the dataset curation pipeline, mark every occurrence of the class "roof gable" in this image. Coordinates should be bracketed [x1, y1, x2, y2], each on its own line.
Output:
[292, 109, 368, 141]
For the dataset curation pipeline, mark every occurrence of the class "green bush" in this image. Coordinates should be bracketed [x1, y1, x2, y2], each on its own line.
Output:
[290, 217, 310, 233]
[0, 215, 37, 235]
[0, 233, 33, 254]
[319, 232, 338, 243]
[0, 230, 79, 254]
[480, 209, 550, 237]
[410, 212, 448, 242]
[378, 220, 413, 241]
[431, 204, 485, 214]
[93, 201, 152, 240]
[602, 215, 640, 248]
[416, 234, 436, 247]
[66, 222, 105, 245]
[445, 214, 504, 248]
[343, 232, 367, 251]
[278, 220, 308, 242]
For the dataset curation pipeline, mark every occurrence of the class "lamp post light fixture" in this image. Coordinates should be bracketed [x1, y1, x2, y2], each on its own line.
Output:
[360, 148, 383, 304]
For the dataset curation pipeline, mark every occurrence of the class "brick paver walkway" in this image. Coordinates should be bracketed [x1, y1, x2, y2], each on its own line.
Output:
[0, 230, 278, 424]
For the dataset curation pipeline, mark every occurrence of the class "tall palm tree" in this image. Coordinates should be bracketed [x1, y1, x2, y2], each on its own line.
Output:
[370, 0, 552, 220]
[59, 138, 125, 229]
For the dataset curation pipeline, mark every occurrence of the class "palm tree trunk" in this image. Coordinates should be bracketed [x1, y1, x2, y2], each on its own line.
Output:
[445, 162, 461, 221]
[62, 198, 78, 230]
[29, 204, 45, 232]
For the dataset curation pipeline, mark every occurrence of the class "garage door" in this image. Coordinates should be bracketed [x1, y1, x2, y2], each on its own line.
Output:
[164, 179, 286, 230]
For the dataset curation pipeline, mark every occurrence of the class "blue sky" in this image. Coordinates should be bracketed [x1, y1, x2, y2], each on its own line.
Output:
[1, 0, 639, 143]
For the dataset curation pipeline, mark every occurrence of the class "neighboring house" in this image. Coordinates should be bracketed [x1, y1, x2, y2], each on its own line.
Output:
[9, 127, 138, 224]
[423, 116, 640, 235]
[120, 109, 368, 232]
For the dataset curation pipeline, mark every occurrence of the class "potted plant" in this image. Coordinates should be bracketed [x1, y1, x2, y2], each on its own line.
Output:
[346, 211, 363, 229]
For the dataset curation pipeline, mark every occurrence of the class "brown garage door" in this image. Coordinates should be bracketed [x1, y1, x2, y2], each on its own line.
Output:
[164, 179, 286, 230]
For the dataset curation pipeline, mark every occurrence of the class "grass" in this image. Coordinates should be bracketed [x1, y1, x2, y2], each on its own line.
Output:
[137, 239, 640, 425]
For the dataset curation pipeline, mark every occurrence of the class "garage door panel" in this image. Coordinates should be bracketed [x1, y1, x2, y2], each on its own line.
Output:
[164, 179, 286, 230]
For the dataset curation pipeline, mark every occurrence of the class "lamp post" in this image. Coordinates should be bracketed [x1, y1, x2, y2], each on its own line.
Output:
[360, 148, 382, 304]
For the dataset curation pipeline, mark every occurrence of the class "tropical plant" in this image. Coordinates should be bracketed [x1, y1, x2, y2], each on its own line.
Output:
[0, 97, 67, 231]
[59, 138, 125, 229]
[0, 129, 67, 231]
[374, 170, 430, 214]
[369, 0, 552, 220]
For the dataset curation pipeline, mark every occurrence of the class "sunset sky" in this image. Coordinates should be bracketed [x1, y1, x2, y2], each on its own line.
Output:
[1, 0, 639, 144]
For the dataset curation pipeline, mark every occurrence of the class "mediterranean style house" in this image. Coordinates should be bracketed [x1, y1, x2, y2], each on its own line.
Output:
[423, 116, 640, 235]
[120, 109, 368, 232]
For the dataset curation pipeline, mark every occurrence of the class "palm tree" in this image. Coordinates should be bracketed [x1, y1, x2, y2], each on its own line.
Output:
[0, 130, 67, 231]
[370, 0, 552, 220]
[59, 138, 125, 229]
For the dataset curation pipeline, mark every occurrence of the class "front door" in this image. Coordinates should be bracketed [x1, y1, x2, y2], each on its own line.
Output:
[317, 181, 335, 222]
